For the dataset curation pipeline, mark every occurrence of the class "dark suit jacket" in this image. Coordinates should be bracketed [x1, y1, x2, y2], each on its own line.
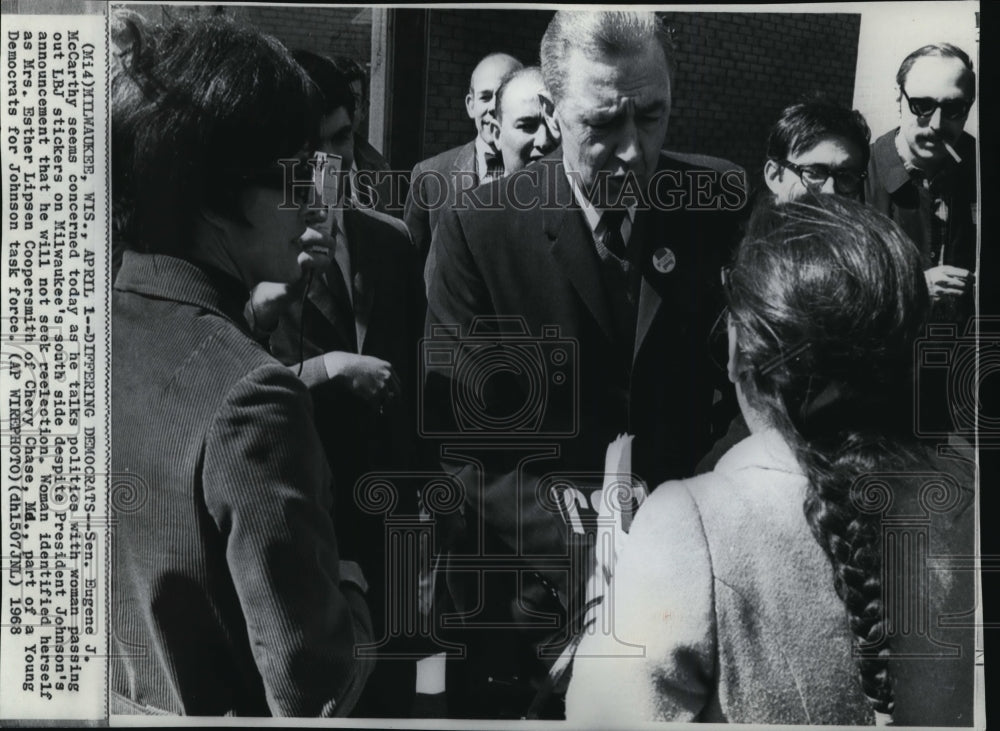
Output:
[864, 129, 977, 326]
[268, 207, 427, 619]
[422, 151, 745, 714]
[864, 129, 977, 273]
[352, 136, 399, 218]
[403, 140, 478, 265]
[111, 252, 370, 716]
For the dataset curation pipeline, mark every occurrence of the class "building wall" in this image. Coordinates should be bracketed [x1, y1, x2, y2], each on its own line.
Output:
[663, 12, 861, 183]
[117, 6, 861, 184]
[422, 9, 554, 157]
[420, 10, 861, 182]
[120, 5, 372, 74]
[239, 5, 372, 72]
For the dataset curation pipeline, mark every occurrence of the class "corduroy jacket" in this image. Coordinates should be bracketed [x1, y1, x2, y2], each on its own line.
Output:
[111, 252, 372, 716]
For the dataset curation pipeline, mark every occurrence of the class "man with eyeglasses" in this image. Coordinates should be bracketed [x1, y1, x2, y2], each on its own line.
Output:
[763, 95, 871, 203]
[865, 43, 977, 324]
[693, 96, 872, 475]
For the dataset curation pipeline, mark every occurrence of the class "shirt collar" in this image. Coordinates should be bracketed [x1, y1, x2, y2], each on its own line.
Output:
[886, 128, 955, 191]
[872, 128, 914, 195]
[565, 167, 637, 245]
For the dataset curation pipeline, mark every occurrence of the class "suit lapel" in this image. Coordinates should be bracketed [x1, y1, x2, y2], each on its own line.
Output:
[544, 162, 615, 343]
[307, 259, 357, 352]
[632, 209, 664, 365]
[453, 140, 478, 181]
[631, 199, 710, 365]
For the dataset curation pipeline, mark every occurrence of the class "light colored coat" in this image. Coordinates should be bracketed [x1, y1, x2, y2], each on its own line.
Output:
[566, 429, 975, 725]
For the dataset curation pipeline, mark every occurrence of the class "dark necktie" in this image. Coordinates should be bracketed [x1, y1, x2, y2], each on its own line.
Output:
[484, 151, 504, 181]
[601, 209, 629, 261]
[324, 217, 359, 351]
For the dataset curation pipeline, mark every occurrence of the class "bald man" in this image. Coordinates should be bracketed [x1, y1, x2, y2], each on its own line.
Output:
[490, 66, 560, 174]
[404, 52, 522, 265]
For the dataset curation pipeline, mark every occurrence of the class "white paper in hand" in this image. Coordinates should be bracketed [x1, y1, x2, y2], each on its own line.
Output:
[588, 433, 641, 608]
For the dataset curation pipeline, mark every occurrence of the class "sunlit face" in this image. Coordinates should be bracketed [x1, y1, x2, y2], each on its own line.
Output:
[466, 55, 522, 147]
[764, 135, 866, 202]
[317, 107, 355, 173]
[493, 75, 559, 173]
[898, 55, 974, 166]
[554, 42, 671, 207]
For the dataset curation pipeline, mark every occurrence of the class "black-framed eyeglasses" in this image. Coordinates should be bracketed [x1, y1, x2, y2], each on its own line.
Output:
[777, 159, 867, 195]
[901, 87, 973, 121]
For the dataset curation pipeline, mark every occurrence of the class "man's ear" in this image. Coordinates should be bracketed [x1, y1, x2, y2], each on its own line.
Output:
[465, 90, 476, 119]
[763, 159, 784, 197]
[538, 91, 559, 136]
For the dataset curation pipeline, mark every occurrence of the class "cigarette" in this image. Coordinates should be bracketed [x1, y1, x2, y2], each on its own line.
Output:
[943, 141, 962, 163]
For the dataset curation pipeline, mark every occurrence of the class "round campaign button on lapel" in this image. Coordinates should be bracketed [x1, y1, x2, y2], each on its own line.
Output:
[652, 247, 676, 274]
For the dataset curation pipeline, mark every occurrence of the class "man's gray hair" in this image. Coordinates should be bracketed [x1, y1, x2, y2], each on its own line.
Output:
[494, 66, 544, 124]
[540, 11, 674, 106]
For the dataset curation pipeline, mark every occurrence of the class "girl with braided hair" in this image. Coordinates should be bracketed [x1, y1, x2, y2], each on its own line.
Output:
[567, 195, 975, 724]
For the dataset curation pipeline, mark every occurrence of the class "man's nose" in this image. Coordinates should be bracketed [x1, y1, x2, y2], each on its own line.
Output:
[534, 124, 556, 154]
[927, 106, 944, 131]
[616, 118, 641, 165]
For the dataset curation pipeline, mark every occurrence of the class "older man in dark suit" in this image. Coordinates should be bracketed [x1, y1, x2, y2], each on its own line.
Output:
[421, 10, 746, 720]
[404, 52, 523, 264]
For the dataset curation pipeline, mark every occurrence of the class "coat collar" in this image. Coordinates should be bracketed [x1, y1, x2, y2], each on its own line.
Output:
[872, 128, 914, 195]
[455, 140, 478, 178]
[714, 427, 803, 478]
[115, 251, 252, 336]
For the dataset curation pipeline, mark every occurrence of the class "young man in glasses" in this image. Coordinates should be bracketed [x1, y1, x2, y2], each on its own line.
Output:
[696, 96, 870, 475]
[763, 95, 871, 203]
[864, 43, 977, 325]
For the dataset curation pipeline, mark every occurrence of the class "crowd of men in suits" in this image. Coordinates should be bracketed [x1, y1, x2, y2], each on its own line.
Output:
[251, 9, 978, 719]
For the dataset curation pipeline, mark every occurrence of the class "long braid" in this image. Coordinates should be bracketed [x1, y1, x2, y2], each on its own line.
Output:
[727, 195, 930, 720]
[798, 434, 896, 714]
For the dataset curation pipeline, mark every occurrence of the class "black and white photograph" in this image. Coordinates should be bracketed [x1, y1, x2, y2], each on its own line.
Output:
[0, 1, 993, 726]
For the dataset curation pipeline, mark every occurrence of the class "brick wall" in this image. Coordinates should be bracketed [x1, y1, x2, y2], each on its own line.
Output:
[120, 4, 372, 73]
[239, 5, 371, 71]
[422, 9, 554, 156]
[663, 12, 861, 183]
[420, 10, 861, 182]
[118, 6, 860, 184]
